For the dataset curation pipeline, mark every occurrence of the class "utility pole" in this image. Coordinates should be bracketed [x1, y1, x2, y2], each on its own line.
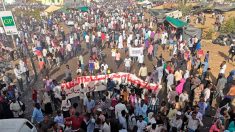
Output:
[1, 0, 6, 11]
[1, 0, 38, 82]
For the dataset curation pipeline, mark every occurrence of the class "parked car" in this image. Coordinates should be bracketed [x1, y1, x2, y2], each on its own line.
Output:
[0, 119, 37, 132]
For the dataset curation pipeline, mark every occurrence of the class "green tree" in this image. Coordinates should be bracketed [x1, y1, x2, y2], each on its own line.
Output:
[220, 17, 235, 34]
[177, 3, 192, 16]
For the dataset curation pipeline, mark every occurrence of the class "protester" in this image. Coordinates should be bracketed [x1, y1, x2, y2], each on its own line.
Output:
[0, 1, 235, 132]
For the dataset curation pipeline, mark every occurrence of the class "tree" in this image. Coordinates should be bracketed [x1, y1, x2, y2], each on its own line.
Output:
[177, 3, 192, 16]
[220, 17, 235, 34]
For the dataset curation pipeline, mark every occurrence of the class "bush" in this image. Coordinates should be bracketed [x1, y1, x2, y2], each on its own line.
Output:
[204, 29, 214, 40]
[220, 17, 235, 34]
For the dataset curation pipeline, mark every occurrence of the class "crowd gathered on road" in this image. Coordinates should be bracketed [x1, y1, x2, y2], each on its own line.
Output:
[0, 0, 235, 132]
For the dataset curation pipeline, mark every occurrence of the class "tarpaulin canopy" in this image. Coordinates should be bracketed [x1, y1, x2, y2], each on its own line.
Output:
[78, 6, 89, 12]
[165, 16, 187, 28]
[45, 5, 62, 13]
[183, 26, 202, 40]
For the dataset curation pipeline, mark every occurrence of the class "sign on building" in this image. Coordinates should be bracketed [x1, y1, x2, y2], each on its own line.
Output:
[0, 11, 18, 35]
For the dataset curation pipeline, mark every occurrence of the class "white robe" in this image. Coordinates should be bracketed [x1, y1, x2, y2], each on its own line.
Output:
[118, 35, 123, 49]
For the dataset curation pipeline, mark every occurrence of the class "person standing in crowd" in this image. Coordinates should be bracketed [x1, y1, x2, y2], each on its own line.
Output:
[61, 96, 71, 118]
[136, 115, 147, 132]
[124, 55, 131, 73]
[54, 110, 64, 128]
[84, 95, 95, 113]
[64, 65, 72, 82]
[139, 63, 148, 81]
[14, 64, 24, 92]
[185, 111, 204, 132]
[115, 99, 128, 119]
[218, 61, 227, 79]
[115, 50, 121, 70]
[228, 44, 235, 62]
[170, 111, 183, 131]
[217, 74, 227, 98]
[138, 53, 144, 67]
[31, 103, 44, 124]
[118, 110, 127, 129]
[10, 98, 24, 118]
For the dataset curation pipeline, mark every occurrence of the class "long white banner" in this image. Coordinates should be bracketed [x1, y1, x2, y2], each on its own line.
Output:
[60, 72, 159, 99]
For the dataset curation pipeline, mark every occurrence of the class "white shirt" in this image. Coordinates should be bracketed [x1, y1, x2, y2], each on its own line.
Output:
[149, 117, 156, 125]
[134, 39, 139, 46]
[79, 56, 84, 64]
[184, 70, 190, 79]
[138, 55, 144, 64]
[61, 99, 71, 111]
[102, 122, 111, 132]
[185, 114, 203, 131]
[170, 117, 183, 130]
[10, 101, 23, 117]
[19, 60, 27, 73]
[14, 68, 22, 79]
[119, 115, 127, 129]
[119, 129, 127, 132]
[85, 35, 90, 43]
[115, 103, 128, 119]
[219, 64, 226, 74]
[179, 93, 189, 102]
[137, 120, 147, 132]
[203, 88, 211, 101]
[69, 36, 74, 44]
[66, 44, 72, 52]
[101, 64, 109, 71]
[80, 87, 88, 98]
[42, 49, 47, 57]
[97, 31, 101, 37]
[124, 58, 131, 67]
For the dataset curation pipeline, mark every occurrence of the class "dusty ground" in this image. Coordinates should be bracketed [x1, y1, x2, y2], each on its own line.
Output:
[190, 11, 235, 79]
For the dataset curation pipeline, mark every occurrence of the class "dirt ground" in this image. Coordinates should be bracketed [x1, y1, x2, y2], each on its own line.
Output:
[145, 9, 235, 83]
[190, 11, 235, 79]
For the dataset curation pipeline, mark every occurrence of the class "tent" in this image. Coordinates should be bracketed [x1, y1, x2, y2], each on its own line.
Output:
[165, 16, 187, 28]
[165, 10, 182, 18]
[183, 26, 202, 40]
[44, 5, 62, 13]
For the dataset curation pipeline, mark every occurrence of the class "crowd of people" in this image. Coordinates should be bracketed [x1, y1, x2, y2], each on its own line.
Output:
[0, 0, 235, 132]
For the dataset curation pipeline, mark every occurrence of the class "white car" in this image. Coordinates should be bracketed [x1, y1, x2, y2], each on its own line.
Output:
[66, 20, 75, 26]
[0, 119, 37, 132]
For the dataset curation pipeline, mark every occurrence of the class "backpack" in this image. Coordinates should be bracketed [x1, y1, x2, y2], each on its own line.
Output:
[18, 100, 26, 111]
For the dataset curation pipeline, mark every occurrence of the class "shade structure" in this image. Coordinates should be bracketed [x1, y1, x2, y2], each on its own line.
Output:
[165, 16, 187, 28]
[78, 6, 89, 12]
[45, 5, 62, 13]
